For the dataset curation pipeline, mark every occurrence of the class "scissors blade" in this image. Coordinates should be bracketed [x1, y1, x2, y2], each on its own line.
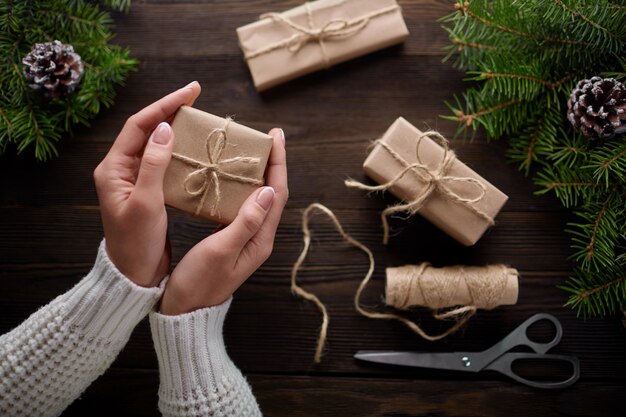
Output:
[354, 351, 481, 373]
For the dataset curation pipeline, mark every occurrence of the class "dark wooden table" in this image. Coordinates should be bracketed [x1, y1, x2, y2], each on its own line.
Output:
[1, 1, 625, 416]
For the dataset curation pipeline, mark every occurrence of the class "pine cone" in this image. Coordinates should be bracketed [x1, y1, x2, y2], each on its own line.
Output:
[22, 40, 84, 99]
[567, 77, 626, 141]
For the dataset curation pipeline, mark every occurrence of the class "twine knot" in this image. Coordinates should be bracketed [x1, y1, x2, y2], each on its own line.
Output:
[280, 18, 366, 54]
[171, 117, 264, 217]
[246, 2, 401, 68]
[345, 130, 494, 244]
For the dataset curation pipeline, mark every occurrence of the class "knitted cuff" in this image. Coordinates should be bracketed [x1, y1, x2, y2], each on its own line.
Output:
[55, 239, 165, 340]
[149, 298, 236, 400]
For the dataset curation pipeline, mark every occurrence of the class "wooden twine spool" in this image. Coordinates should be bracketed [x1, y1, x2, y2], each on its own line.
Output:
[385, 264, 518, 310]
[368, 264, 519, 341]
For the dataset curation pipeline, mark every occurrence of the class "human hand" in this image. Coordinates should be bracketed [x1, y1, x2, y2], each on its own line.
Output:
[94, 82, 202, 287]
[159, 128, 288, 314]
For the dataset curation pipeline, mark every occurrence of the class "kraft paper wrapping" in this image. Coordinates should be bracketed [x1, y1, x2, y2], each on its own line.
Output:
[363, 117, 508, 246]
[385, 265, 519, 308]
[164, 106, 272, 224]
[237, 0, 409, 91]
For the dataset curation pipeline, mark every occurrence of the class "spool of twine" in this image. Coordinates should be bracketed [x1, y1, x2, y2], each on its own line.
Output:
[369, 263, 519, 340]
[385, 264, 518, 310]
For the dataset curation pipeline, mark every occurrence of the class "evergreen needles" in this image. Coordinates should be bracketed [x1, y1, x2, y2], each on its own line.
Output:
[441, 0, 626, 319]
[0, 0, 137, 160]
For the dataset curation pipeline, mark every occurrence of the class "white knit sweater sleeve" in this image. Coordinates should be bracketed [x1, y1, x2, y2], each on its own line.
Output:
[150, 299, 262, 417]
[0, 240, 164, 417]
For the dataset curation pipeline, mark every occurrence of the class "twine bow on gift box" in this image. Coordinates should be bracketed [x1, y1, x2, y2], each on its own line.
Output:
[171, 118, 264, 217]
[345, 131, 495, 244]
[245, 2, 400, 68]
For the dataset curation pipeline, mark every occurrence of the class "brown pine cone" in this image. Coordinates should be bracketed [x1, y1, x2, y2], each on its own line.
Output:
[567, 77, 626, 141]
[22, 40, 84, 99]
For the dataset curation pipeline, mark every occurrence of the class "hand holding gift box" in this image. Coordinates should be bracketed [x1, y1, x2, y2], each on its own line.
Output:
[237, 0, 409, 91]
[164, 106, 273, 224]
[346, 117, 508, 246]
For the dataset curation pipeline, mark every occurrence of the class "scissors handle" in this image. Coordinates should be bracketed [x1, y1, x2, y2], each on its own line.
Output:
[485, 352, 580, 389]
[484, 313, 562, 358]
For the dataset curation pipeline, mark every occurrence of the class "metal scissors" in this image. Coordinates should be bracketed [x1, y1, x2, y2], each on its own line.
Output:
[355, 313, 580, 389]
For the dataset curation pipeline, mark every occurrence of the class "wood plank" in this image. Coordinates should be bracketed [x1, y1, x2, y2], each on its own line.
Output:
[61, 369, 625, 417]
[0, 207, 573, 270]
[2, 0, 624, 414]
[24, 54, 478, 143]
[112, 0, 454, 58]
[0, 138, 563, 212]
[3, 265, 625, 379]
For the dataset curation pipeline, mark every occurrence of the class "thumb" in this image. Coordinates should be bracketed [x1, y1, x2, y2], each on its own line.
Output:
[217, 186, 275, 253]
[135, 122, 174, 199]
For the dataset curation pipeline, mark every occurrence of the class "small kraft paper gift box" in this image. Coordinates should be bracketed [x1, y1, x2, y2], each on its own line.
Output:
[237, 0, 409, 91]
[346, 117, 508, 246]
[164, 106, 273, 224]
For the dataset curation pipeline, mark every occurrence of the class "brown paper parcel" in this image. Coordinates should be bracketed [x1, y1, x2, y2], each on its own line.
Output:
[385, 264, 519, 309]
[362, 117, 508, 246]
[164, 106, 272, 224]
[237, 0, 409, 91]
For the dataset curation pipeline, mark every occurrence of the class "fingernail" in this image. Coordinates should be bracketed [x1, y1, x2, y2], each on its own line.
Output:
[279, 128, 285, 146]
[152, 122, 172, 145]
[184, 81, 198, 89]
[256, 186, 275, 210]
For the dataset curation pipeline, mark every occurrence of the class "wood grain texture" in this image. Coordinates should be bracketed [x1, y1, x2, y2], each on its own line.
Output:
[62, 370, 623, 417]
[0, 0, 624, 416]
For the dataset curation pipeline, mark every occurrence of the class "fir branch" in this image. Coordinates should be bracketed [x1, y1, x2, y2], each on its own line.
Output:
[506, 106, 562, 173]
[552, 0, 622, 43]
[455, 0, 589, 46]
[561, 266, 626, 317]
[0, 0, 137, 160]
[568, 191, 624, 272]
[586, 140, 626, 186]
[479, 72, 575, 89]
[449, 98, 520, 127]
[38, 8, 107, 29]
[581, 193, 612, 267]
[450, 36, 496, 51]
[535, 169, 597, 207]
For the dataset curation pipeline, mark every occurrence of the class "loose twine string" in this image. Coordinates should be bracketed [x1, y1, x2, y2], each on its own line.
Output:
[345, 130, 495, 245]
[171, 118, 264, 217]
[291, 203, 514, 363]
[290, 203, 375, 364]
[245, 2, 401, 68]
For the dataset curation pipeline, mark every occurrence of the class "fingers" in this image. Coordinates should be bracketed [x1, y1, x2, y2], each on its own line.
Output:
[236, 128, 288, 273]
[217, 186, 275, 254]
[249, 128, 289, 245]
[133, 122, 174, 201]
[111, 81, 202, 158]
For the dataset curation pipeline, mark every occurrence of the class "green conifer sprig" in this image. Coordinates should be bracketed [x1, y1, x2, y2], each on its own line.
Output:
[441, 0, 626, 320]
[0, 0, 136, 160]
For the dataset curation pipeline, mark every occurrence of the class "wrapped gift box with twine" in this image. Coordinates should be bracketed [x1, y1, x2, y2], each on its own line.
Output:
[237, 0, 409, 91]
[346, 117, 509, 245]
[164, 106, 273, 224]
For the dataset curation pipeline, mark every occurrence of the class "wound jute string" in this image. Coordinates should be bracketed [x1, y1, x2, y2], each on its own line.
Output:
[171, 117, 264, 216]
[246, 2, 401, 68]
[291, 203, 518, 363]
[344, 130, 494, 244]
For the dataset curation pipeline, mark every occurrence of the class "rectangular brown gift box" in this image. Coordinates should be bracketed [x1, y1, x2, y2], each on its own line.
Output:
[164, 106, 273, 224]
[362, 117, 508, 246]
[236, 0, 409, 91]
